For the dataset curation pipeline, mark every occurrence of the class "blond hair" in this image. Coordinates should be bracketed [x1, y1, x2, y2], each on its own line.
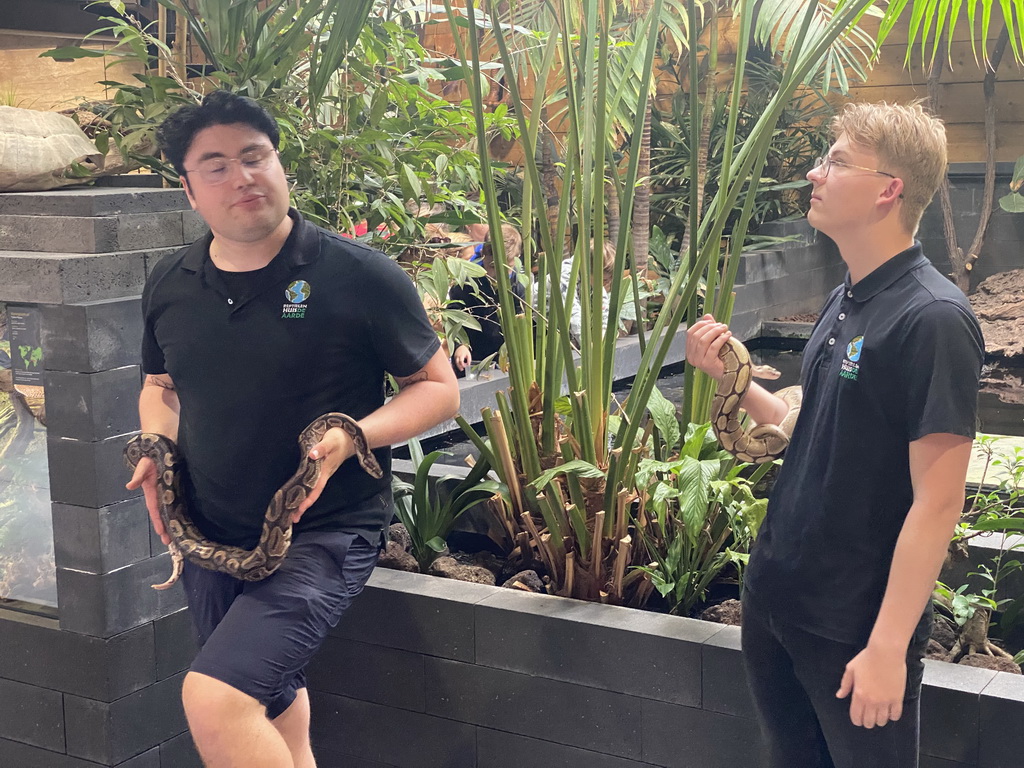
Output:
[830, 101, 947, 234]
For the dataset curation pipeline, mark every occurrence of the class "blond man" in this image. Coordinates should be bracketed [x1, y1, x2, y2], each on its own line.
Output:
[687, 102, 983, 767]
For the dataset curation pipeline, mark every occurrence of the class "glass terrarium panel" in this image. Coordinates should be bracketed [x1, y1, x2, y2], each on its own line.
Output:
[0, 303, 56, 614]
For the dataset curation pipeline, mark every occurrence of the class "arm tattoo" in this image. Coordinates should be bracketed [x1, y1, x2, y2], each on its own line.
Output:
[145, 375, 175, 391]
[395, 371, 429, 388]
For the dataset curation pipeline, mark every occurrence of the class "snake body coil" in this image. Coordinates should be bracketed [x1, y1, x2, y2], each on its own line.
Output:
[124, 413, 382, 590]
[711, 337, 803, 463]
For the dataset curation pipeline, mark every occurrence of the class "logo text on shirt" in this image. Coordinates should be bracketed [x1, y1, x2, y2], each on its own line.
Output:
[282, 280, 310, 319]
[840, 335, 863, 381]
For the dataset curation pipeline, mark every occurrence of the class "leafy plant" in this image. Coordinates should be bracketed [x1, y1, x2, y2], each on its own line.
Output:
[443, 0, 883, 607]
[633, 420, 771, 615]
[393, 438, 505, 571]
[413, 254, 486, 357]
[998, 154, 1024, 214]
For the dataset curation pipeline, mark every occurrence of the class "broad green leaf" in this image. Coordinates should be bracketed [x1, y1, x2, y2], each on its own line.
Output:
[647, 386, 681, 451]
[999, 192, 1024, 214]
[530, 459, 606, 489]
[39, 46, 105, 59]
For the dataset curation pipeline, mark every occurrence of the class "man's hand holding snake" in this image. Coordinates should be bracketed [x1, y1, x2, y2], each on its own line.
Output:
[126, 455, 172, 545]
[295, 426, 357, 522]
[685, 314, 732, 380]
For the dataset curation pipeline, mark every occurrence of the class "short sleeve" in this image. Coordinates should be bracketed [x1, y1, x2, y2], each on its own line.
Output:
[365, 254, 441, 377]
[140, 274, 167, 375]
[899, 299, 984, 441]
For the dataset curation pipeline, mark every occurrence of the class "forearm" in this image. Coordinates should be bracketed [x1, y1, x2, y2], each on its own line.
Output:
[741, 381, 792, 427]
[357, 348, 460, 449]
[138, 383, 180, 441]
[868, 498, 963, 653]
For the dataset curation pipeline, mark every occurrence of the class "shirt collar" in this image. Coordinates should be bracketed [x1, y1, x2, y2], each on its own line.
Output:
[179, 208, 319, 274]
[845, 242, 929, 303]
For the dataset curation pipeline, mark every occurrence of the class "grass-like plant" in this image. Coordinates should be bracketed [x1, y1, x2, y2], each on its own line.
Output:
[443, 0, 881, 605]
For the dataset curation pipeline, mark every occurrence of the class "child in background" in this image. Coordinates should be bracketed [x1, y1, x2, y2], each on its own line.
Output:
[450, 223, 524, 376]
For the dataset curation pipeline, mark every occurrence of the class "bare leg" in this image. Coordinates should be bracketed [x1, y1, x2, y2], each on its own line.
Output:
[182, 671, 293, 768]
[272, 688, 316, 768]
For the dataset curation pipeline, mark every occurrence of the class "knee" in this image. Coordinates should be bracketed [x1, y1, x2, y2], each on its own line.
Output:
[182, 671, 262, 732]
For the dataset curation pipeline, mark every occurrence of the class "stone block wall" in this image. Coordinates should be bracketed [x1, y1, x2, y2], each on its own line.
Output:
[918, 163, 1024, 290]
[0, 188, 202, 767]
[307, 569, 1024, 768]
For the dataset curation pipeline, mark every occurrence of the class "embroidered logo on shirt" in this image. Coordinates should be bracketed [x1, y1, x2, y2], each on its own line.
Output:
[282, 280, 310, 319]
[840, 335, 863, 381]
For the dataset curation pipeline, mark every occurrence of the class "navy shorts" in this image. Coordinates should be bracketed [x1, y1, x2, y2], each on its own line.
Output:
[180, 531, 379, 719]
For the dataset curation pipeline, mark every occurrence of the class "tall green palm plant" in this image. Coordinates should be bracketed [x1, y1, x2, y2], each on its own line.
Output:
[444, 0, 880, 604]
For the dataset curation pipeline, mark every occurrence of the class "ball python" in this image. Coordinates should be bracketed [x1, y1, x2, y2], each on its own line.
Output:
[711, 336, 803, 463]
[124, 413, 383, 590]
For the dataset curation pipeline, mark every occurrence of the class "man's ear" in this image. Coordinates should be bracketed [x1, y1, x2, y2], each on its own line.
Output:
[181, 174, 198, 210]
[879, 177, 904, 206]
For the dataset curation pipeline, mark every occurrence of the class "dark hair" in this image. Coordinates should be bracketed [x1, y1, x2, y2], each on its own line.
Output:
[156, 90, 280, 178]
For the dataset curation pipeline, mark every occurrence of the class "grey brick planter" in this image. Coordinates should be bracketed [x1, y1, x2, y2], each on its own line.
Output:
[307, 568, 1024, 768]
[0, 188, 202, 768]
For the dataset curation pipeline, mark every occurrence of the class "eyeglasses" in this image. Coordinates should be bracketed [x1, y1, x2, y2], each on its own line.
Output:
[184, 147, 278, 185]
[812, 155, 897, 180]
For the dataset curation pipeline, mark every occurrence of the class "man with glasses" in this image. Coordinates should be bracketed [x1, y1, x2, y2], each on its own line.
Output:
[686, 102, 983, 767]
[126, 90, 459, 768]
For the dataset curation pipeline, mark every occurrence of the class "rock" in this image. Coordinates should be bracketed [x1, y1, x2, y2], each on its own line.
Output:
[958, 653, 1022, 674]
[970, 269, 1024, 358]
[428, 556, 496, 586]
[388, 523, 413, 552]
[452, 550, 504, 578]
[931, 616, 958, 651]
[925, 638, 950, 661]
[700, 599, 743, 626]
[377, 541, 419, 573]
[501, 570, 546, 593]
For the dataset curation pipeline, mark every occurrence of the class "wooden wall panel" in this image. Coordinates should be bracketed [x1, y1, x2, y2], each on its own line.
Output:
[0, 33, 139, 112]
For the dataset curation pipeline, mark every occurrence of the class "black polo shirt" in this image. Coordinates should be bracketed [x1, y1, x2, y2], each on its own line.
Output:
[745, 243, 984, 645]
[141, 209, 440, 548]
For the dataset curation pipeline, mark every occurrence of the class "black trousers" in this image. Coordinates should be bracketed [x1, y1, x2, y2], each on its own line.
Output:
[741, 589, 926, 768]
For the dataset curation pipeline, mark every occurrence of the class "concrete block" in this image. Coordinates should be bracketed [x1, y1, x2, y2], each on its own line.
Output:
[47, 433, 139, 509]
[158, 732, 200, 768]
[921, 659, 995, 764]
[153, 609, 197, 682]
[477, 728, 661, 768]
[115, 213, 188, 251]
[0, 678, 64, 750]
[0, 736, 158, 768]
[702, 624, 756, 719]
[475, 589, 715, 706]
[330, 568, 493, 662]
[309, 691, 476, 768]
[0, 214, 118, 253]
[64, 672, 187, 765]
[181, 211, 208, 242]
[56, 556, 186, 638]
[53, 498, 152, 575]
[641, 700, 764, 768]
[0, 250, 148, 304]
[0, 188, 189, 217]
[979, 672, 1024, 768]
[41, 297, 142, 373]
[0, 612, 156, 702]
[43, 366, 141, 441]
[424, 657, 643, 758]
[920, 758, 973, 768]
[307, 636, 426, 711]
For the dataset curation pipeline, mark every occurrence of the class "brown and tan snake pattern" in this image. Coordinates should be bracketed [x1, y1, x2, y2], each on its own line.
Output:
[124, 413, 383, 590]
[711, 337, 803, 463]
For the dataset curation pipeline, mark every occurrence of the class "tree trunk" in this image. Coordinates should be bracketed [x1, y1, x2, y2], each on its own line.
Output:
[539, 106, 567, 257]
[631, 104, 652, 274]
[963, 27, 1010, 292]
[927, 56, 966, 290]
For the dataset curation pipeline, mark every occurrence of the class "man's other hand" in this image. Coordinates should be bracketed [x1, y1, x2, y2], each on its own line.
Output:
[126, 456, 171, 546]
[294, 427, 357, 522]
